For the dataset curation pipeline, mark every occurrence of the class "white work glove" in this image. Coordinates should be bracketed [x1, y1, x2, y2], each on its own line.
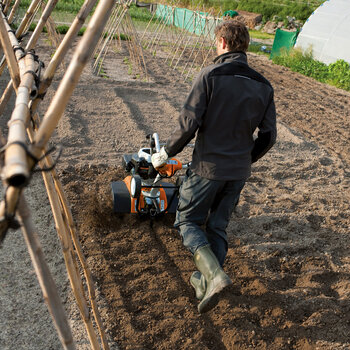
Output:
[151, 147, 168, 169]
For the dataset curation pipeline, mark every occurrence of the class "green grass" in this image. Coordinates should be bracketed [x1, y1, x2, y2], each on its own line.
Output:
[272, 48, 350, 91]
[249, 30, 274, 41]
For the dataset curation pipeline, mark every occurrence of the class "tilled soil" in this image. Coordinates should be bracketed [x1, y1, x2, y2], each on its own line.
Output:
[1, 34, 350, 350]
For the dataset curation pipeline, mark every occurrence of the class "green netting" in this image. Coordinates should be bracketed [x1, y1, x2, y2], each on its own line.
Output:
[155, 4, 219, 39]
[270, 28, 300, 59]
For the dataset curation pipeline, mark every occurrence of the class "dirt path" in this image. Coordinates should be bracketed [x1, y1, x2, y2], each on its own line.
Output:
[1, 34, 350, 350]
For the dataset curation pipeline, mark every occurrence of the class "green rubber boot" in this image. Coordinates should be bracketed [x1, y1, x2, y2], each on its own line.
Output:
[194, 245, 232, 314]
[190, 271, 206, 300]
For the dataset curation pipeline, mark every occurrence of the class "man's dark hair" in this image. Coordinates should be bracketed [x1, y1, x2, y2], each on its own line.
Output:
[214, 20, 250, 52]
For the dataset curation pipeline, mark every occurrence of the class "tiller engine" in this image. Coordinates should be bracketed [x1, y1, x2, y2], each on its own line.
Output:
[111, 133, 189, 217]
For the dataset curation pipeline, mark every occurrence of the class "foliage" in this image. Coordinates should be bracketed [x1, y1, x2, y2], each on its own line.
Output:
[272, 49, 350, 91]
[328, 60, 350, 91]
[152, 0, 325, 22]
[128, 4, 154, 22]
[249, 30, 274, 40]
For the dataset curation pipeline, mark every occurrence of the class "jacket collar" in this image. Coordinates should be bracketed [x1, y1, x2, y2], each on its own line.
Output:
[213, 51, 248, 65]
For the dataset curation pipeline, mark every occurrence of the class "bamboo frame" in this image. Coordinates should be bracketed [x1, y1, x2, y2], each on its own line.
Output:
[122, 11, 148, 79]
[30, 0, 98, 115]
[147, 2, 175, 52]
[0, 0, 58, 116]
[93, 0, 132, 74]
[28, 0, 115, 162]
[0, 0, 116, 347]
[92, 2, 121, 61]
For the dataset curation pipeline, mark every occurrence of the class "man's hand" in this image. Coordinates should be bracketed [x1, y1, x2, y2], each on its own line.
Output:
[151, 147, 169, 169]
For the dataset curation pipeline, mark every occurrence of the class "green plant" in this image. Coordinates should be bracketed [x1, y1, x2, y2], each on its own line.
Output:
[272, 48, 350, 91]
[328, 60, 350, 91]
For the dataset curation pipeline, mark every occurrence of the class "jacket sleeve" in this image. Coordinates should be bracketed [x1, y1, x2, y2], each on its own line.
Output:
[165, 69, 209, 157]
[251, 91, 277, 163]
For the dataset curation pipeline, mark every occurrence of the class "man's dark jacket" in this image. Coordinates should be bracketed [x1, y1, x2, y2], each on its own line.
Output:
[165, 51, 277, 181]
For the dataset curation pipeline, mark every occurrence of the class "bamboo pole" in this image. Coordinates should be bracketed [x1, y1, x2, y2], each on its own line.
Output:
[26, 120, 110, 349]
[0, 0, 115, 226]
[166, 7, 198, 64]
[94, 1, 132, 75]
[147, 3, 175, 52]
[93, 3, 121, 73]
[40, 170, 101, 350]
[93, 0, 132, 74]
[145, 3, 169, 50]
[3, 52, 36, 187]
[16, 194, 76, 350]
[0, 0, 102, 230]
[15, 0, 42, 39]
[3, 0, 12, 15]
[8, 0, 22, 24]
[139, 4, 157, 43]
[124, 11, 148, 79]
[26, 0, 59, 50]
[0, 12, 20, 91]
[0, 0, 41, 78]
[173, 12, 202, 70]
[29, 0, 116, 169]
[0, 0, 58, 116]
[30, 0, 98, 115]
[183, 14, 216, 81]
[92, 2, 120, 62]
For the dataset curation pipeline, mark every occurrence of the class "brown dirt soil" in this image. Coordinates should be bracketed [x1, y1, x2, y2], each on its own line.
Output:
[56, 35, 350, 349]
[1, 33, 350, 349]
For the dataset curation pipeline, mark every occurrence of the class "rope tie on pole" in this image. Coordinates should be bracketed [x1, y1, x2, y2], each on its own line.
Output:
[13, 45, 25, 59]
[32, 144, 63, 173]
[0, 141, 62, 174]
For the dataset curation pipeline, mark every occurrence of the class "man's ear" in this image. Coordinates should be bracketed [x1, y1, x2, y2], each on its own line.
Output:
[221, 37, 227, 49]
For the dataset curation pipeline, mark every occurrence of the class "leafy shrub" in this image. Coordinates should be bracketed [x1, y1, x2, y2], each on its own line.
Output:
[272, 48, 350, 91]
[328, 60, 350, 91]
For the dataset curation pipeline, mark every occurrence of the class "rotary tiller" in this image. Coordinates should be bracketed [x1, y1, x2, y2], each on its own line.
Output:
[111, 133, 189, 217]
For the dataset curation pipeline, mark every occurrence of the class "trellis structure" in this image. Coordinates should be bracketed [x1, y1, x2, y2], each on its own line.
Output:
[0, 0, 119, 348]
[140, 3, 221, 81]
[93, 0, 147, 79]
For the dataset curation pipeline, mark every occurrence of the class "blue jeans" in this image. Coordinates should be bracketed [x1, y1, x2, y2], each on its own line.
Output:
[174, 169, 246, 266]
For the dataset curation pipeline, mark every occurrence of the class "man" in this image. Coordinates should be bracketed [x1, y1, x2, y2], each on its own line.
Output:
[152, 20, 277, 313]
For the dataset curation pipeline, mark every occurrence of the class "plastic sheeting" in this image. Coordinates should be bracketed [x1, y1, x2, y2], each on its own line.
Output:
[155, 5, 218, 38]
[295, 0, 350, 64]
